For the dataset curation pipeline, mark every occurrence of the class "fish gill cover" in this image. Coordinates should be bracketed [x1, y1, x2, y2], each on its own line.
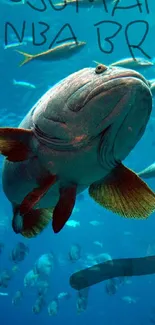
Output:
[0, 0, 155, 324]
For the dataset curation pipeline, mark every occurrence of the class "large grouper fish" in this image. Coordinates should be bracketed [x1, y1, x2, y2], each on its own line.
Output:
[1, 63, 155, 238]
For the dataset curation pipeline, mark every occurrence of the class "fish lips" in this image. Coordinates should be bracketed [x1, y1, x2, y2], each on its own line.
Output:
[67, 69, 149, 114]
[81, 71, 151, 138]
[33, 70, 150, 148]
[83, 70, 150, 108]
[98, 75, 152, 170]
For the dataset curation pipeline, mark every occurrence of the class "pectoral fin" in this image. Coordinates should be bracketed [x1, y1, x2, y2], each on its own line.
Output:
[89, 163, 155, 219]
[52, 185, 77, 233]
[0, 127, 33, 162]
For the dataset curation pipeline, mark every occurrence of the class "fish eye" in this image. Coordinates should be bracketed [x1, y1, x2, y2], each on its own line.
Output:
[95, 64, 107, 74]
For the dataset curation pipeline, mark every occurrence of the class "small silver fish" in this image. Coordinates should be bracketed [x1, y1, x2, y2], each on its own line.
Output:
[69, 244, 81, 262]
[4, 42, 27, 50]
[57, 292, 71, 300]
[66, 220, 80, 227]
[55, 0, 106, 7]
[121, 296, 138, 304]
[2, 0, 25, 5]
[48, 299, 59, 316]
[93, 241, 103, 247]
[16, 41, 86, 67]
[73, 207, 80, 213]
[89, 220, 104, 226]
[138, 163, 155, 179]
[13, 79, 36, 89]
[23, 36, 33, 42]
[0, 292, 8, 296]
[111, 57, 154, 69]
[93, 57, 154, 69]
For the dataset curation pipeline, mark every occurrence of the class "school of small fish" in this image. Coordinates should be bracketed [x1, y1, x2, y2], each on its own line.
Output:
[0, 236, 140, 315]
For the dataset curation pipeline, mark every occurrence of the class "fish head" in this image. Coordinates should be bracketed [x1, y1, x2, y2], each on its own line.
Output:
[32, 64, 152, 168]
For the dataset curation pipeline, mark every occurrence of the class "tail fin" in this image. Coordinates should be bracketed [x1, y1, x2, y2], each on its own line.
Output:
[16, 50, 33, 67]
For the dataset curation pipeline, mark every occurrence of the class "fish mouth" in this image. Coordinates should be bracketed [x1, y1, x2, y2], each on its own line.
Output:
[33, 123, 67, 144]
[33, 70, 150, 151]
[67, 70, 149, 113]
[97, 73, 152, 170]
[83, 70, 150, 107]
[33, 123, 89, 150]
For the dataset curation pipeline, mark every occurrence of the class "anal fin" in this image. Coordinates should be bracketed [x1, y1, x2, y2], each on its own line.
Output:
[52, 185, 77, 233]
[0, 127, 33, 162]
[12, 205, 53, 238]
[89, 163, 155, 219]
[22, 208, 53, 238]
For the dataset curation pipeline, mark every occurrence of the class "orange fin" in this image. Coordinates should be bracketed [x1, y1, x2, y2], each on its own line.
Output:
[19, 174, 57, 216]
[89, 163, 155, 219]
[21, 208, 53, 238]
[12, 207, 53, 238]
[52, 185, 77, 233]
[0, 127, 33, 162]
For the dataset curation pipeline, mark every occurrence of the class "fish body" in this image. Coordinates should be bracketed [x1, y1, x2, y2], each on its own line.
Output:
[0, 292, 8, 296]
[10, 242, 29, 263]
[111, 57, 153, 69]
[1, 64, 155, 238]
[24, 270, 39, 288]
[77, 287, 89, 314]
[13, 79, 36, 89]
[2, 0, 25, 4]
[12, 290, 23, 305]
[16, 41, 86, 67]
[66, 220, 80, 227]
[89, 220, 104, 226]
[4, 41, 27, 50]
[93, 241, 103, 247]
[55, 0, 105, 7]
[48, 299, 59, 316]
[23, 36, 33, 42]
[57, 292, 70, 300]
[121, 296, 137, 304]
[95, 253, 112, 263]
[33, 296, 45, 314]
[94, 57, 153, 70]
[69, 244, 81, 262]
[138, 163, 155, 179]
[34, 253, 54, 276]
